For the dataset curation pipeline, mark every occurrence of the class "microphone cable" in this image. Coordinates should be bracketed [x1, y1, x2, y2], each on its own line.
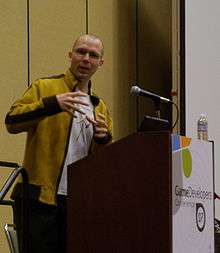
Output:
[171, 101, 179, 130]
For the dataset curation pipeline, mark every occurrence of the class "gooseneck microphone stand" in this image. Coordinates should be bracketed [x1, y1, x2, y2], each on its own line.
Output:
[153, 98, 162, 119]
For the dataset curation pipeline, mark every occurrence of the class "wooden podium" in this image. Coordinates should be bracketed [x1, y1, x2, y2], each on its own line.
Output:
[67, 131, 172, 253]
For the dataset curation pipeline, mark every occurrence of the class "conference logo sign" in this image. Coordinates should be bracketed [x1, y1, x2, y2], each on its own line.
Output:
[172, 135, 192, 178]
[172, 135, 210, 233]
[196, 203, 206, 232]
[172, 135, 214, 252]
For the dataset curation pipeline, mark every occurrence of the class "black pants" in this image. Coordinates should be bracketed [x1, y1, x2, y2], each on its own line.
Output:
[13, 195, 67, 253]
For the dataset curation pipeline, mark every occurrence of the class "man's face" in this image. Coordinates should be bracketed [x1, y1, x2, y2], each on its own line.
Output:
[69, 36, 104, 82]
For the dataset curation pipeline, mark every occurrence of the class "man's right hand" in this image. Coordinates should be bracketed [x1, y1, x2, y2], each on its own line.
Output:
[56, 91, 89, 115]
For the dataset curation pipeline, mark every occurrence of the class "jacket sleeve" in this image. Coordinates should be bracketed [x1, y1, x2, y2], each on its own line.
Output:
[5, 80, 62, 133]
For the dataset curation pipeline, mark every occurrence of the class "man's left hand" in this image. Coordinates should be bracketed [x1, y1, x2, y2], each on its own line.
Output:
[86, 113, 108, 139]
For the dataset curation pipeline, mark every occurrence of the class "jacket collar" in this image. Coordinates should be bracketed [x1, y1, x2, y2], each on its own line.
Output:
[64, 69, 100, 107]
[64, 69, 78, 90]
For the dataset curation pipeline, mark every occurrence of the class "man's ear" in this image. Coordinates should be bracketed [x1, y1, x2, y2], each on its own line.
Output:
[99, 59, 104, 66]
[68, 51, 72, 60]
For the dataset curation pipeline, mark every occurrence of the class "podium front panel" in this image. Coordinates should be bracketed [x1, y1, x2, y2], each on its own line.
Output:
[67, 132, 172, 253]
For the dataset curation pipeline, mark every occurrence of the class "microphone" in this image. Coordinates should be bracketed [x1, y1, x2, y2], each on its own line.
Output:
[130, 85, 171, 103]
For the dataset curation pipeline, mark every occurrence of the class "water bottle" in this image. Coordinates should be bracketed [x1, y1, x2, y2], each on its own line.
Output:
[197, 114, 208, 141]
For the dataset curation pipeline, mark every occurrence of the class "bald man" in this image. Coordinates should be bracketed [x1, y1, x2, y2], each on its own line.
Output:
[5, 34, 113, 253]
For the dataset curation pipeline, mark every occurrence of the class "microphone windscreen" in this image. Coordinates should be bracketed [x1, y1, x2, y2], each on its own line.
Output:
[130, 85, 141, 96]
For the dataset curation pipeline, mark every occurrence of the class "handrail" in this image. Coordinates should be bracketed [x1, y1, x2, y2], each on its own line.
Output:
[0, 161, 19, 168]
[0, 167, 23, 202]
[0, 160, 29, 253]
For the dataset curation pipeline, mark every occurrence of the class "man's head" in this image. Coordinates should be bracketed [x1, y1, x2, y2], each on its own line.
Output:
[69, 34, 104, 83]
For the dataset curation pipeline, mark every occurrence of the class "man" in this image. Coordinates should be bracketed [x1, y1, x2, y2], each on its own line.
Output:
[5, 34, 113, 253]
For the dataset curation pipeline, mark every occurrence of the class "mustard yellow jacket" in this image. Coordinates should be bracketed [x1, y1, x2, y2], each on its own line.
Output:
[5, 69, 113, 205]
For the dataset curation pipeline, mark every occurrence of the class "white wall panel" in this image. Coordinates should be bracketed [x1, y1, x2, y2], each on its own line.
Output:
[185, 0, 220, 217]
